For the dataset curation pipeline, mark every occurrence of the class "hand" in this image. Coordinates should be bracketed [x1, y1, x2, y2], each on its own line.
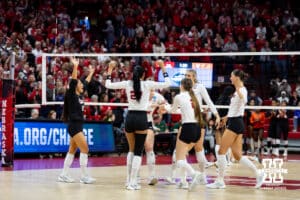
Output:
[108, 60, 117, 74]
[70, 57, 79, 67]
[215, 116, 221, 129]
[156, 59, 166, 73]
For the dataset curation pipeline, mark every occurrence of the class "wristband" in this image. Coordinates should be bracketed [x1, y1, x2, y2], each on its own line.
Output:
[163, 72, 169, 78]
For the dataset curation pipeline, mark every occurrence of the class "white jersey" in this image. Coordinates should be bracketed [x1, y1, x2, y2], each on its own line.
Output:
[227, 87, 247, 117]
[167, 91, 197, 124]
[193, 83, 218, 115]
[105, 78, 170, 111]
[147, 92, 166, 122]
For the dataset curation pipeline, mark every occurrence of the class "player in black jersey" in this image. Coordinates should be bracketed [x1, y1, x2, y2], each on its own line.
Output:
[58, 57, 96, 184]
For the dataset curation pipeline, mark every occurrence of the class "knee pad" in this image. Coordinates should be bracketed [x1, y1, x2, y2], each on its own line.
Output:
[134, 134, 147, 156]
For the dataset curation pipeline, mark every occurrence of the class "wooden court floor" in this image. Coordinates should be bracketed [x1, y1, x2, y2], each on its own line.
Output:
[0, 156, 299, 200]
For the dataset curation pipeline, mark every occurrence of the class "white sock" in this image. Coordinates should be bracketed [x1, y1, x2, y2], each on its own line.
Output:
[226, 148, 231, 162]
[177, 162, 188, 184]
[171, 150, 177, 178]
[239, 156, 258, 176]
[62, 153, 74, 175]
[146, 151, 156, 178]
[126, 152, 134, 183]
[217, 155, 226, 180]
[130, 156, 142, 186]
[196, 150, 206, 172]
[177, 159, 195, 176]
[215, 145, 220, 160]
[79, 153, 88, 177]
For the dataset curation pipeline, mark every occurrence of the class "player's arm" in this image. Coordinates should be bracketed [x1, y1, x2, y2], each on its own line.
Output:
[199, 85, 221, 126]
[149, 60, 171, 89]
[105, 60, 127, 89]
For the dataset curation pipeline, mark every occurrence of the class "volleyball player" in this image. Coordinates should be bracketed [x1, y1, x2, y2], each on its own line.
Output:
[167, 69, 221, 184]
[215, 86, 235, 161]
[105, 60, 170, 190]
[162, 78, 203, 191]
[58, 57, 96, 184]
[144, 89, 167, 185]
[206, 69, 264, 189]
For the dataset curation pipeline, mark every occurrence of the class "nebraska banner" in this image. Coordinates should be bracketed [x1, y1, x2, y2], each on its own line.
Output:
[1, 79, 15, 166]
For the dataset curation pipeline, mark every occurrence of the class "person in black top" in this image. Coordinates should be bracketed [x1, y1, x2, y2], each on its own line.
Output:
[58, 57, 96, 184]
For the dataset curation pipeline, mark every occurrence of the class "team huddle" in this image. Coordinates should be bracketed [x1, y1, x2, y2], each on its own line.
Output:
[57, 57, 265, 191]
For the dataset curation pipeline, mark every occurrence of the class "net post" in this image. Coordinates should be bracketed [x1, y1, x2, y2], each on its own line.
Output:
[1, 52, 16, 167]
[41, 54, 47, 105]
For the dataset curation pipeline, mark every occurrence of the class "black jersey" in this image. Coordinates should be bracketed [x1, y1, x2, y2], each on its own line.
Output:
[66, 79, 84, 122]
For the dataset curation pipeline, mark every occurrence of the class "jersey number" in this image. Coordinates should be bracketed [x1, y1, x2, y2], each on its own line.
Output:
[130, 91, 142, 100]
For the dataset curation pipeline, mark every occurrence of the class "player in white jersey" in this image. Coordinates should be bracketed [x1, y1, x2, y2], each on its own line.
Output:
[144, 89, 166, 185]
[206, 69, 264, 189]
[105, 60, 170, 190]
[162, 78, 203, 191]
[167, 69, 221, 184]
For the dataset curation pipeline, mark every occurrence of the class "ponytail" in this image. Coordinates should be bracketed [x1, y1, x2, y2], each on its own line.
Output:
[189, 89, 204, 127]
[132, 65, 145, 102]
[62, 90, 69, 123]
[181, 78, 204, 127]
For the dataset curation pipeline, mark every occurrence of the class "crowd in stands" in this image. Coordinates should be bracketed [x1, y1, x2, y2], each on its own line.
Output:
[0, 0, 300, 155]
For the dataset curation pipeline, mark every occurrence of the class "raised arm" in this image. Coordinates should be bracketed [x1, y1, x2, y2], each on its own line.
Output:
[149, 59, 171, 89]
[105, 60, 127, 89]
[70, 57, 79, 79]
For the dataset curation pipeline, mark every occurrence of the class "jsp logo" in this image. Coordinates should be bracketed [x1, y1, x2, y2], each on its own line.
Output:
[259, 158, 288, 184]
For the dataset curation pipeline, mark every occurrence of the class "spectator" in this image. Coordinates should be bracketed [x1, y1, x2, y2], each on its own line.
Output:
[293, 101, 300, 132]
[204, 119, 216, 154]
[48, 110, 57, 120]
[152, 38, 166, 54]
[256, 21, 267, 39]
[278, 79, 292, 96]
[248, 90, 263, 105]
[155, 19, 168, 42]
[103, 20, 115, 51]
[250, 109, 266, 155]
[277, 91, 290, 104]
[30, 108, 40, 119]
[200, 24, 213, 39]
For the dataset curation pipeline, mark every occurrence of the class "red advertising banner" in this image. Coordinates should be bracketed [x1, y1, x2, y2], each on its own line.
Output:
[1, 79, 15, 167]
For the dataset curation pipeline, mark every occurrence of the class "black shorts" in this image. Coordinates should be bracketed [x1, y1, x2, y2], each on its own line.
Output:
[68, 122, 83, 137]
[125, 111, 148, 133]
[226, 117, 244, 134]
[179, 123, 201, 144]
[148, 122, 153, 130]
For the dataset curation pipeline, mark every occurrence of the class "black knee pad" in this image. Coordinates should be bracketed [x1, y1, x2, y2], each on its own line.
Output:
[134, 134, 147, 156]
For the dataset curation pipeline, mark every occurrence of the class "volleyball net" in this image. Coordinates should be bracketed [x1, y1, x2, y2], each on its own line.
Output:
[39, 51, 300, 110]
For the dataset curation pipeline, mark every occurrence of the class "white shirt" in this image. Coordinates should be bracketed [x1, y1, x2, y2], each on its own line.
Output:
[193, 83, 218, 115]
[227, 87, 247, 117]
[147, 92, 166, 122]
[105, 78, 170, 111]
[167, 91, 197, 124]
